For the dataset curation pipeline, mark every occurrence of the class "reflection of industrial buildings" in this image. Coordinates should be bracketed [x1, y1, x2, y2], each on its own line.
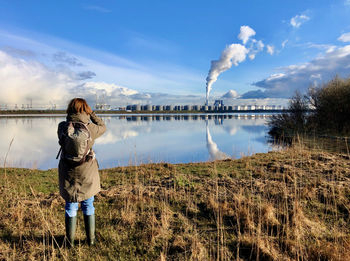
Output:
[118, 113, 270, 123]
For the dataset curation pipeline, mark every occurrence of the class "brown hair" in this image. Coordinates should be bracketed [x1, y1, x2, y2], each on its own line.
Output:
[66, 98, 93, 115]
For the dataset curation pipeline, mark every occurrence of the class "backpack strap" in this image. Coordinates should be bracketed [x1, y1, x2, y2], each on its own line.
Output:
[56, 147, 62, 159]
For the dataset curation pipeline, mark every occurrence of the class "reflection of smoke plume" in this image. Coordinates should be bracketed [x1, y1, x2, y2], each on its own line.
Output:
[206, 122, 229, 160]
[205, 44, 248, 105]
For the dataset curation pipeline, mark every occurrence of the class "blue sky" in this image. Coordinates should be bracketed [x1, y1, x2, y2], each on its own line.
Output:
[0, 0, 350, 106]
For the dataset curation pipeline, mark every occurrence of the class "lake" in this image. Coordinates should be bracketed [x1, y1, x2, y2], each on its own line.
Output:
[0, 113, 275, 170]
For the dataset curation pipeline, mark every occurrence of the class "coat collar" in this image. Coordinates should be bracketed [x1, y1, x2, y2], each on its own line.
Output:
[66, 113, 89, 124]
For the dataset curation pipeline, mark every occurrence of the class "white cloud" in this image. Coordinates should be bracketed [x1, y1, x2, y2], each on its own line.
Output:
[52, 51, 83, 66]
[82, 82, 138, 96]
[281, 39, 288, 49]
[222, 90, 239, 99]
[248, 39, 264, 60]
[0, 50, 72, 106]
[0, 29, 211, 107]
[248, 54, 255, 60]
[266, 73, 285, 81]
[290, 14, 310, 28]
[310, 73, 321, 80]
[0, 49, 208, 108]
[303, 42, 337, 52]
[0, 30, 204, 97]
[249, 45, 350, 98]
[338, 32, 350, 42]
[84, 5, 111, 13]
[0, 49, 135, 108]
[266, 45, 275, 55]
[238, 25, 256, 44]
[257, 40, 264, 49]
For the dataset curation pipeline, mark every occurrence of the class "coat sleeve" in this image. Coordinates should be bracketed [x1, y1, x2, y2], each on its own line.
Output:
[88, 112, 106, 140]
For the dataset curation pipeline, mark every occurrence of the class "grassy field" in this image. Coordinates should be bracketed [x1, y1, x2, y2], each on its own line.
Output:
[1, 145, 350, 260]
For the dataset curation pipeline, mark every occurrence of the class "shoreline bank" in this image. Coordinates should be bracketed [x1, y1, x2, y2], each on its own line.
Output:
[1, 147, 349, 260]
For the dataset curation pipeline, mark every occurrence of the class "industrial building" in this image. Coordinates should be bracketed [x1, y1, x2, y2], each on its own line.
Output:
[0, 101, 285, 112]
[122, 103, 285, 112]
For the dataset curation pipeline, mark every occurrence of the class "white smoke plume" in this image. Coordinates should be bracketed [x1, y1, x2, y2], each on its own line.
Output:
[205, 44, 248, 104]
[206, 25, 263, 105]
[238, 25, 256, 44]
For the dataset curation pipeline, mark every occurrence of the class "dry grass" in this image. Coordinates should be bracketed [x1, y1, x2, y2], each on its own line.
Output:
[1, 144, 350, 260]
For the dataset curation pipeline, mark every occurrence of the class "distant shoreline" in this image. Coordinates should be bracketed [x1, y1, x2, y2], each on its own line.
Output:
[0, 109, 287, 115]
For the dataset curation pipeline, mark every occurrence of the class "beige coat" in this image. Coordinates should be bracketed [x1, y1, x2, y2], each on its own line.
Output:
[58, 112, 106, 202]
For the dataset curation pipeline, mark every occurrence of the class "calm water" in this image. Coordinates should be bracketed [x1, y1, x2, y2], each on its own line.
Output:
[0, 114, 274, 170]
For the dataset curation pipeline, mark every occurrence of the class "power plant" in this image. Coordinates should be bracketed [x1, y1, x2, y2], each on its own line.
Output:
[0, 97, 285, 112]
[123, 103, 284, 112]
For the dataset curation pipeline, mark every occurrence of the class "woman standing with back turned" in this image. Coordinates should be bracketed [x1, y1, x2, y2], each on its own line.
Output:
[57, 98, 106, 247]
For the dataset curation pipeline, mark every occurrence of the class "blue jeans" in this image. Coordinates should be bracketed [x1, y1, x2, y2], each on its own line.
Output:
[65, 196, 95, 217]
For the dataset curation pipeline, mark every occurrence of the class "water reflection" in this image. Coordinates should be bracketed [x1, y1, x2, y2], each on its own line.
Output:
[107, 113, 270, 122]
[206, 121, 229, 160]
[0, 114, 272, 169]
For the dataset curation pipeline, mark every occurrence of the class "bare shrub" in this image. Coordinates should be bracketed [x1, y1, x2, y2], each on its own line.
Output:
[269, 76, 350, 139]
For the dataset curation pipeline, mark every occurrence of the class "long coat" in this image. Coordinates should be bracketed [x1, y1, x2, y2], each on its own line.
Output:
[58, 112, 106, 202]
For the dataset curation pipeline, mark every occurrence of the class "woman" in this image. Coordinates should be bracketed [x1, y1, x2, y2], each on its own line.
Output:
[57, 98, 106, 247]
